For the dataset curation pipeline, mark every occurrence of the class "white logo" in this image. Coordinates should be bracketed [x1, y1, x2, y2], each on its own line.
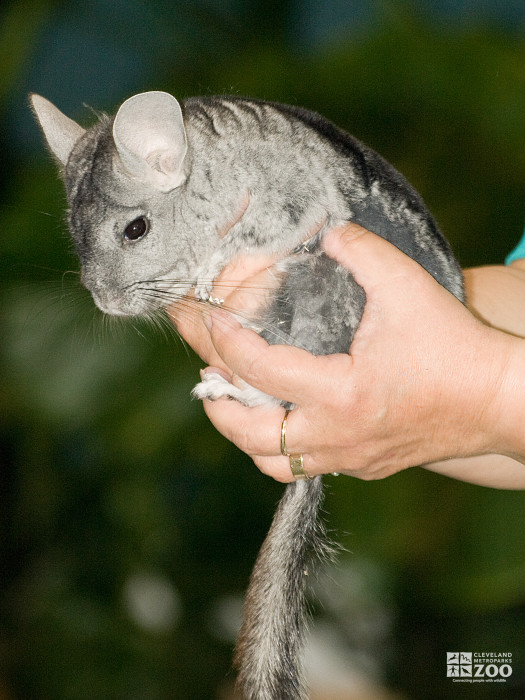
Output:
[447, 652, 512, 683]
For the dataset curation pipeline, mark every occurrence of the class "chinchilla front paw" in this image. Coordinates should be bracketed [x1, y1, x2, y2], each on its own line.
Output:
[192, 372, 281, 408]
[195, 254, 228, 301]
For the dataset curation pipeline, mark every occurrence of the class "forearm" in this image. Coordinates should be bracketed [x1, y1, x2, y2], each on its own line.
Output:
[463, 260, 525, 336]
[462, 261, 525, 463]
[491, 335, 525, 463]
[425, 454, 525, 489]
[424, 261, 525, 488]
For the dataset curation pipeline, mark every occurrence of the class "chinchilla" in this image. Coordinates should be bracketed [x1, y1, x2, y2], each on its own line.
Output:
[31, 90, 464, 699]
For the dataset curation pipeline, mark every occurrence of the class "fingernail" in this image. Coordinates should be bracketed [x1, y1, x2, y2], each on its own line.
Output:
[201, 366, 232, 381]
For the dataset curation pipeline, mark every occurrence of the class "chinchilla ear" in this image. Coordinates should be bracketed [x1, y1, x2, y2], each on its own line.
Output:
[30, 94, 86, 166]
[112, 91, 188, 192]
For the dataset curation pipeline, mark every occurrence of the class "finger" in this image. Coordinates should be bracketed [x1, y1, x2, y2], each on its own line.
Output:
[206, 309, 352, 406]
[202, 397, 316, 483]
[203, 391, 314, 457]
[217, 267, 282, 323]
[170, 257, 281, 365]
[203, 396, 286, 457]
[323, 223, 430, 292]
[203, 395, 342, 481]
[214, 253, 281, 315]
[168, 298, 227, 369]
[251, 454, 304, 483]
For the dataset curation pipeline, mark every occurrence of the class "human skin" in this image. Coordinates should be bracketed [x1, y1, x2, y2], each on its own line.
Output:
[169, 223, 525, 489]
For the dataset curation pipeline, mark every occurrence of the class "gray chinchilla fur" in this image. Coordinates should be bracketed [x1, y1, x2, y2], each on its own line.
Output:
[32, 90, 464, 699]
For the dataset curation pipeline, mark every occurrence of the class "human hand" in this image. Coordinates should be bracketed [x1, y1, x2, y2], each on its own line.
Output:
[169, 252, 279, 371]
[181, 223, 517, 483]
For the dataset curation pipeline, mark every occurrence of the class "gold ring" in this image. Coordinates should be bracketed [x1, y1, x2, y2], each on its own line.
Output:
[280, 409, 312, 480]
[280, 409, 291, 456]
[289, 454, 312, 481]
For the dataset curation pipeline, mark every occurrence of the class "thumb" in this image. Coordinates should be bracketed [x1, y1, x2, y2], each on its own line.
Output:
[323, 223, 427, 293]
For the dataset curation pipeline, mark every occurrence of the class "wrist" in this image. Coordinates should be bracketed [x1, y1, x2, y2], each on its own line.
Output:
[440, 322, 525, 463]
[491, 335, 525, 462]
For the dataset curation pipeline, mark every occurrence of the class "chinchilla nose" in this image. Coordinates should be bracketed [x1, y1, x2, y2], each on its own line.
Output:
[79, 266, 90, 290]
[80, 265, 103, 296]
[80, 267, 123, 314]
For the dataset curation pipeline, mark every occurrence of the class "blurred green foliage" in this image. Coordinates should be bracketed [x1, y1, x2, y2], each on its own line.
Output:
[0, 1, 524, 699]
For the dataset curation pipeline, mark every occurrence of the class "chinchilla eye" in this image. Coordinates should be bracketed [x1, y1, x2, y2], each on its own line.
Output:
[123, 216, 149, 242]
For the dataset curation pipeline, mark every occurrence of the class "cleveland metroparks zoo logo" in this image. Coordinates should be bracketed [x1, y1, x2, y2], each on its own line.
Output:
[447, 652, 513, 683]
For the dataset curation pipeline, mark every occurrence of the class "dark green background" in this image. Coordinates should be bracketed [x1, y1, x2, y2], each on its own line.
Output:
[1, 1, 524, 698]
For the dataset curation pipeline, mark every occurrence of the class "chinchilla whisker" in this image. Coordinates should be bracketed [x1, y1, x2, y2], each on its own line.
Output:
[158, 280, 281, 294]
[61, 269, 81, 283]
[176, 292, 313, 344]
[124, 316, 149, 342]
[142, 310, 181, 345]
[137, 282, 272, 307]
[140, 308, 194, 357]
[163, 294, 307, 350]
[138, 276, 280, 293]
[16, 280, 91, 322]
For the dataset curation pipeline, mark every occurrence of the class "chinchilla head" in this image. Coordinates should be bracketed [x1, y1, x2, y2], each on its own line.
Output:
[31, 91, 201, 316]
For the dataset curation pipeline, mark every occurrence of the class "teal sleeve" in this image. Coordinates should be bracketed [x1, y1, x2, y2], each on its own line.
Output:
[505, 226, 525, 265]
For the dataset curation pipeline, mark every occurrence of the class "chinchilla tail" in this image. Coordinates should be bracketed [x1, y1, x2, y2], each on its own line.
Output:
[234, 476, 330, 700]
